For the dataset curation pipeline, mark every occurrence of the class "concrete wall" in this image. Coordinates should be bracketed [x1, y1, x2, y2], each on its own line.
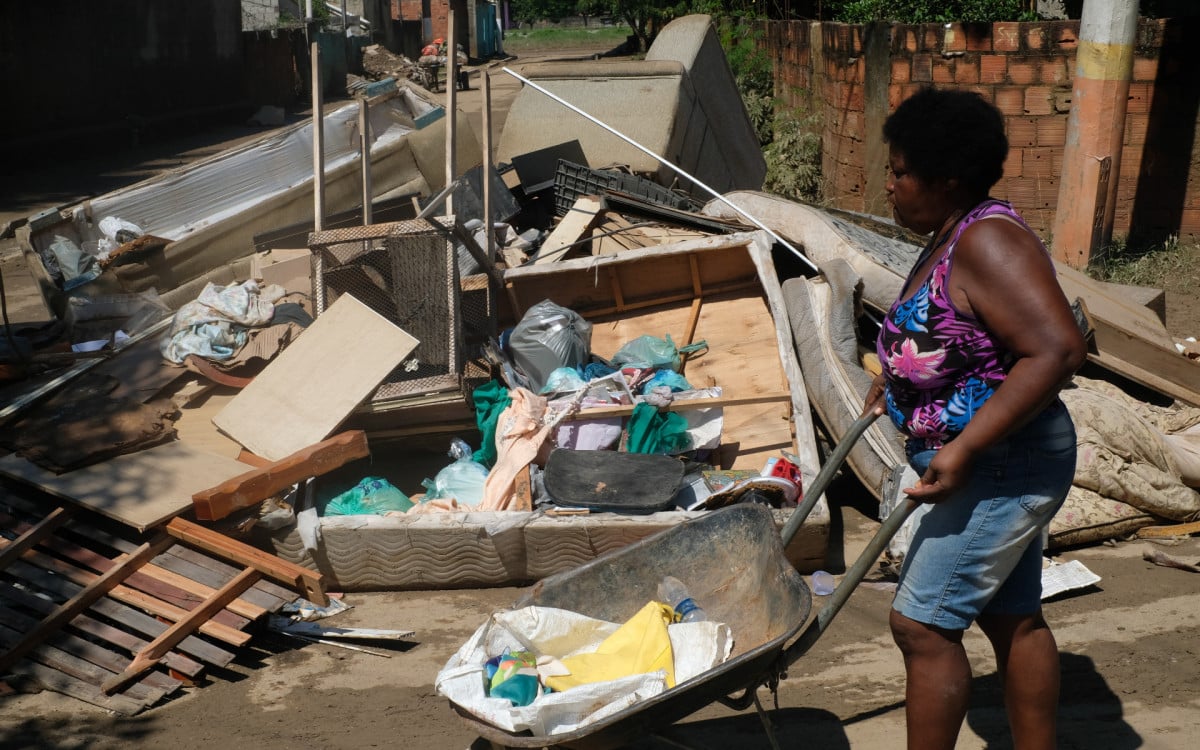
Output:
[763, 17, 1200, 243]
[0, 1, 248, 157]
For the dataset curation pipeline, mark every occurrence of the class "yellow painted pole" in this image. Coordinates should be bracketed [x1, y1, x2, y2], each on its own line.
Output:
[1051, 0, 1138, 268]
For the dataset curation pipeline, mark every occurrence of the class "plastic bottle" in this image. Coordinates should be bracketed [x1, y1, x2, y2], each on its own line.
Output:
[658, 576, 707, 623]
[811, 570, 836, 596]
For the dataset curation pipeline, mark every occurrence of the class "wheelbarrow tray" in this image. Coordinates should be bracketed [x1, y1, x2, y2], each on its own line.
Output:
[450, 503, 812, 750]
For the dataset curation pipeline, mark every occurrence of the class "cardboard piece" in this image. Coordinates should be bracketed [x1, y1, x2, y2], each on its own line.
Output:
[212, 294, 418, 461]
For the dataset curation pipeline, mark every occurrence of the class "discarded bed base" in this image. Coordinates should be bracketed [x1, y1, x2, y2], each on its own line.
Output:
[0, 490, 309, 714]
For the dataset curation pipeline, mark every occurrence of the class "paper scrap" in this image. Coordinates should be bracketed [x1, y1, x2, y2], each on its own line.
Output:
[1042, 559, 1101, 600]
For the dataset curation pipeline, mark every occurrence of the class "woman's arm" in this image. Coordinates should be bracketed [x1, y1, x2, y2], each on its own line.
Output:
[905, 218, 1087, 503]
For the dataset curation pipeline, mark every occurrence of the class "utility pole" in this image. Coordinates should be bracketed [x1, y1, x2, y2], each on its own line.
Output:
[1050, 0, 1138, 268]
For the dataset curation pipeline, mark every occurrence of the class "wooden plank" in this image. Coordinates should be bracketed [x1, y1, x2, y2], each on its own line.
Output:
[8, 659, 145, 716]
[0, 539, 252, 648]
[213, 294, 418, 462]
[155, 546, 294, 611]
[1077, 298, 1200, 407]
[192, 430, 370, 521]
[0, 505, 72, 571]
[0, 619, 175, 702]
[0, 583, 205, 678]
[1137, 520, 1200, 539]
[563, 393, 793, 421]
[103, 567, 261, 694]
[2, 559, 235, 666]
[0, 443, 251, 532]
[166, 517, 327, 606]
[0, 512, 260, 625]
[534, 195, 604, 263]
[0, 536, 173, 674]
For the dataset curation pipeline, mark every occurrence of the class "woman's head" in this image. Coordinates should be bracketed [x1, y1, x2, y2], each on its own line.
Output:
[883, 87, 1008, 200]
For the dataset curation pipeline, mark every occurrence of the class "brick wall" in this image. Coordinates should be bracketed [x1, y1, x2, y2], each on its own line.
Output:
[762, 18, 1200, 242]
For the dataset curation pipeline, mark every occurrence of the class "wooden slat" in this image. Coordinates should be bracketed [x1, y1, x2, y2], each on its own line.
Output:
[0, 600, 183, 694]
[166, 517, 327, 606]
[192, 430, 370, 521]
[0, 541, 252, 648]
[154, 546, 293, 611]
[563, 393, 793, 421]
[0, 535, 173, 673]
[8, 659, 145, 716]
[0, 505, 72, 571]
[103, 567, 261, 694]
[2, 559, 235, 667]
[0, 513, 256, 627]
[1137, 520, 1200, 539]
[0, 583, 205, 677]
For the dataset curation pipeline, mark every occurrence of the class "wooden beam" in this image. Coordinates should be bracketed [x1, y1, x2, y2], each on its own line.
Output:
[0, 536, 174, 674]
[102, 567, 261, 694]
[0, 505, 72, 572]
[165, 518, 327, 606]
[192, 430, 370, 521]
[563, 392, 792, 421]
[1137, 520, 1200, 539]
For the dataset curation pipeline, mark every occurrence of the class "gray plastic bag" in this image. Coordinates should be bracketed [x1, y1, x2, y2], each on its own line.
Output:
[507, 300, 592, 391]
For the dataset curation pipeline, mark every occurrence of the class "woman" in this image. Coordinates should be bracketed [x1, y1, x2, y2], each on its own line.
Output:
[863, 87, 1087, 749]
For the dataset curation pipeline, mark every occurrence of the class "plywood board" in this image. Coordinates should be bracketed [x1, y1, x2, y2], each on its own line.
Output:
[213, 294, 418, 461]
[0, 443, 249, 532]
[588, 293, 794, 471]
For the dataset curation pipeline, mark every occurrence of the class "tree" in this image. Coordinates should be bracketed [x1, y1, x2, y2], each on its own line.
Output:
[577, 0, 615, 26]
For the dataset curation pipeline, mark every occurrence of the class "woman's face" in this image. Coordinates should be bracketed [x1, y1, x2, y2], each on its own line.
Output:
[886, 147, 951, 236]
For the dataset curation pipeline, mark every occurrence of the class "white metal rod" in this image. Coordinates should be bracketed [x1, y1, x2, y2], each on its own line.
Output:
[501, 67, 814, 270]
[312, 41, 326, 233]
[359, 98, 372, 225]
[445, 12, 458, 216]
[482, 70, 494, 262]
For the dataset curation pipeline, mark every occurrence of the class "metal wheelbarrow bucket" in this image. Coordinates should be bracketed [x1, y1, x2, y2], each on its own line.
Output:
[450, 413, 917, 749]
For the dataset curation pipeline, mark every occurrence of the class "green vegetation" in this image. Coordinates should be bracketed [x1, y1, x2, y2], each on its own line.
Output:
[763, 108, 823, 204]
[502, 24, 635, 52]
[1091, 235, 1196, 287]
[825, 0, 1037, 22]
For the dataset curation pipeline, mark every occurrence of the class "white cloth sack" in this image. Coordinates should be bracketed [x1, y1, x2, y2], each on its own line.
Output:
[435, 605, 733, 737]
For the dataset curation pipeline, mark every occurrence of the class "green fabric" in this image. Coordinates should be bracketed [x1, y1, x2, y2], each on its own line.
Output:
[626, 402, 690, 455]
[472, 380, 512, 468]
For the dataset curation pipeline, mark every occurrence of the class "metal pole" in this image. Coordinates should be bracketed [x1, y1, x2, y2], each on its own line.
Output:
[482, 70, 494, 263]
[311, 41, 326, 233]
[501, 67, 814, 270]
[359, 98, 372, 225]
[445, 11, 458, 216]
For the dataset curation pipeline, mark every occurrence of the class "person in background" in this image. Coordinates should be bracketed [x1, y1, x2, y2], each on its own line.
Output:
[863, 87, 1087, 750]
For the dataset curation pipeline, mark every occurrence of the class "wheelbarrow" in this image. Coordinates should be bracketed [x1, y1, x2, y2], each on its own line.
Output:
[450, 412, 918, 749]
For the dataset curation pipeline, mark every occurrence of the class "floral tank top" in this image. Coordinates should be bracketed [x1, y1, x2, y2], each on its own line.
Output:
[875, 200, 1041, 447]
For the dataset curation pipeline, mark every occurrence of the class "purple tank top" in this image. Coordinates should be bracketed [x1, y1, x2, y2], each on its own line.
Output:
[875, 200, 1040, 447]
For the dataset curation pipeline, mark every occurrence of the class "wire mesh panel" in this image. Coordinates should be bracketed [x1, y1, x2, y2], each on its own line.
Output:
[309, 220, 463, 400]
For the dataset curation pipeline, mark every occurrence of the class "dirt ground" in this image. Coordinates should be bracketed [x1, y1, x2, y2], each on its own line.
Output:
[3, 47, 1200, 750]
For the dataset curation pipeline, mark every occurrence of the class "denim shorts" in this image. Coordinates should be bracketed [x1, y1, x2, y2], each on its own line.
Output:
[892, 400, 1076, 631]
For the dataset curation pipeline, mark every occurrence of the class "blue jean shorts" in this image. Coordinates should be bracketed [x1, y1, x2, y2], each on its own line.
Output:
[892, 400, 1076, 631]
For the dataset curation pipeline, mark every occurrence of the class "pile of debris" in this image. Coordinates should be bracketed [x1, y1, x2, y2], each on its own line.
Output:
[3, 13, 1200, 720]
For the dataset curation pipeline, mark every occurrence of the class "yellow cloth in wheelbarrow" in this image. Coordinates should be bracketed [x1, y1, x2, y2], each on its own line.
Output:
[545, 602, 676, 691]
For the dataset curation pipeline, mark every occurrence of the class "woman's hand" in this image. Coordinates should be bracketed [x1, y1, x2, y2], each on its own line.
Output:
[863, 373, 887, 418]
[904, 441, 975, 503]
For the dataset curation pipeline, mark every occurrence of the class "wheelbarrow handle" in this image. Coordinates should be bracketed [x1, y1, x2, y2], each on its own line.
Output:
[780, 410, 881, 549]
[780, 496, 920, 665]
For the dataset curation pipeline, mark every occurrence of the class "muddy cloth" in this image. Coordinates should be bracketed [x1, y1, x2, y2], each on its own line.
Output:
[1061, 377, 1200, 523]
[182, 298, 310, 380]
[160, 280, 284, 364]
[2, 374, 179, 473]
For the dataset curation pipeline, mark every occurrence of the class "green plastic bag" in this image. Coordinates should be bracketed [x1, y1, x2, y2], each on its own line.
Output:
[324, 477, 413, 516]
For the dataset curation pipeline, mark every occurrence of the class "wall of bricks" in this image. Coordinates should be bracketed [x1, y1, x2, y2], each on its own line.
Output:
[761, 17, 1200, 242]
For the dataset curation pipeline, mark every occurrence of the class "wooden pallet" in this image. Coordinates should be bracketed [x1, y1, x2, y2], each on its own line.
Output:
[0, 490, 307, 714]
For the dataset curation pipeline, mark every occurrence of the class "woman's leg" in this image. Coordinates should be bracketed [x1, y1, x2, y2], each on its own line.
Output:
[977, 611, 1060, 750]
[891, 609, 971, 750]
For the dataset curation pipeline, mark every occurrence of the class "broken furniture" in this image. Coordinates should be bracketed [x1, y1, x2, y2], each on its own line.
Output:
[0, 491, 324, 714]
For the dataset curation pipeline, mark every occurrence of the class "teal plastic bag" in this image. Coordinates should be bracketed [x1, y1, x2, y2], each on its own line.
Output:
[324, 477, 413, 516]
[611, 334, 681, 371]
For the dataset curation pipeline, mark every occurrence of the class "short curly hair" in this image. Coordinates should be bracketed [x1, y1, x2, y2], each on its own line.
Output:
[883, 87, 1008, 198]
